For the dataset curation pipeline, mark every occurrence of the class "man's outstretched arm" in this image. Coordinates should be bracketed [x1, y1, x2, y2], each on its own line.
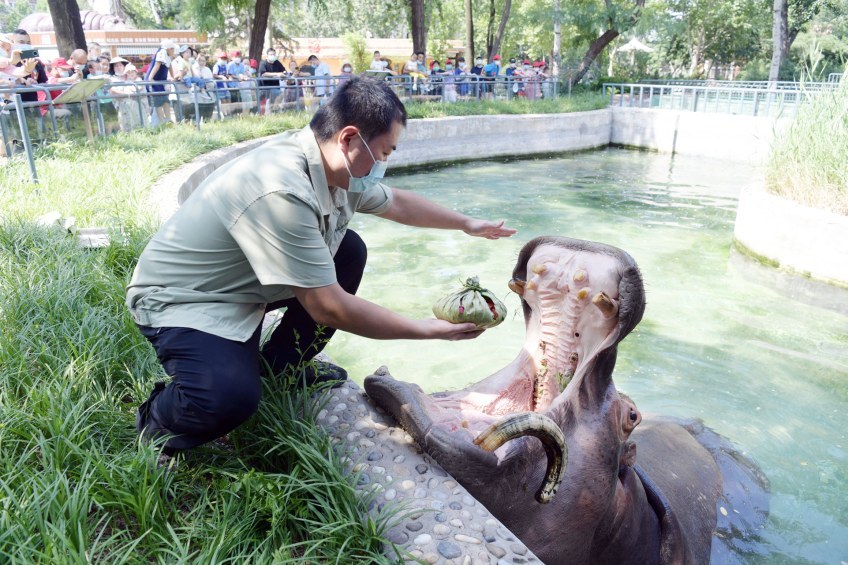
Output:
[378, 187, 517, 240]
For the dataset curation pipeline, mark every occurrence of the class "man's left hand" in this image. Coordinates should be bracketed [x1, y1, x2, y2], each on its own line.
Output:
[463, 219, 517, 240]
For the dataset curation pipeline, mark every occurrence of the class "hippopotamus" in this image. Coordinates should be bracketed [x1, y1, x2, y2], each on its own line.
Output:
[365, 236, 769, 564]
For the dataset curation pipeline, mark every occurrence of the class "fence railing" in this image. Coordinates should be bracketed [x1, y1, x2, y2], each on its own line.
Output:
[602, 82, 832, 118]
[1, 73, 560, 182]
[637, 78, 836, 91]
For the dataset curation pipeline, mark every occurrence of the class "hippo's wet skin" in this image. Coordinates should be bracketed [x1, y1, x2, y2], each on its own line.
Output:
[365, 236, 768, 564]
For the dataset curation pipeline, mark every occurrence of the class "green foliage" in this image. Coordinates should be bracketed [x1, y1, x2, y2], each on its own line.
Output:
[766, 74, 848, 214]
[341, 32, 369, 73]
[0, 0, 48, 32]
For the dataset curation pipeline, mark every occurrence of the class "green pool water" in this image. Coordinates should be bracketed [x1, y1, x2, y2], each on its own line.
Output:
[324, 147, 848, 564]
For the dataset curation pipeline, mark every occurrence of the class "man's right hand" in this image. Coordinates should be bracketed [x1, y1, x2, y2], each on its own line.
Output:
[421, 319, 484, 341]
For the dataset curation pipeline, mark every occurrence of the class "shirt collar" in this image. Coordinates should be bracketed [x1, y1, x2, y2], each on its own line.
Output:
[297, 125, 346, 213]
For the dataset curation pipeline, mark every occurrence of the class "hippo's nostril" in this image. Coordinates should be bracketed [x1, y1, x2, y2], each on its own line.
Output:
[630, 410, 637, 422]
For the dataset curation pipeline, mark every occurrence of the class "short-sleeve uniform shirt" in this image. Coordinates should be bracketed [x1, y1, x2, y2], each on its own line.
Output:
[126, 126, 394, 342]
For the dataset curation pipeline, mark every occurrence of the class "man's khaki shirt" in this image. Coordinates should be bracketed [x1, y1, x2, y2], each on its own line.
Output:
[126, 126, 394, 341]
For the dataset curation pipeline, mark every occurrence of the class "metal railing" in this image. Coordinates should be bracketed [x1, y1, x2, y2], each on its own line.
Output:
[828, 73, 844, 83]
[602, 81, 833, 118]
[637, 78, 837, 91]
[1, 73, 561, 182]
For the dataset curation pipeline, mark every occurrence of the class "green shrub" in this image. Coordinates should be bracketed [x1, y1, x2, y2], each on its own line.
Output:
[766, 73, 848, 215]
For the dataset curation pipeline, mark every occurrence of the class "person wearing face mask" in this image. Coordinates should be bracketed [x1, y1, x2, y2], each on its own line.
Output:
[428, 59, 444, 96]
[258, 48, 286, 115]
[225, 50, 248, 107]
[337, 62, 353, 87]
[128, 77, 516, 459]
[442, 60, 457, 102]
[522, 59, 540, 100]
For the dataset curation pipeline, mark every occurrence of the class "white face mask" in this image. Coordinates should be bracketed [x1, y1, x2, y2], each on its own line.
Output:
[433, 66, 440, 71]
[340, 132, 388, 193]
[267, 55, 277, 62]
[459, 62, 466, 70]
[343, 67, 351, 73]
[59, 71, 69, 77]
[233, 58, 242, 64]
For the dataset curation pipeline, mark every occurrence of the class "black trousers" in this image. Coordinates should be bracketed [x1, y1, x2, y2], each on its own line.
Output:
[136, 230, 367, 450]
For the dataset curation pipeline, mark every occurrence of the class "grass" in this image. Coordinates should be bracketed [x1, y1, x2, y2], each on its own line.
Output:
[766, 75, 848, 215]
[0, 95, 604, 560]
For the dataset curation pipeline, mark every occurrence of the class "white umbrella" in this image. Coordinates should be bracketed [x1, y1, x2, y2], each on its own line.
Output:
[616, 38, 653, 66]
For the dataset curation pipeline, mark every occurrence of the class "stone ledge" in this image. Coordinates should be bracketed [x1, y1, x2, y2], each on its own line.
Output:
[733, 184, 848, 287]
[318, 375, 541, 565]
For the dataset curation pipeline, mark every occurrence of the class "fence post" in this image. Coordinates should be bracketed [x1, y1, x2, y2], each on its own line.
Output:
[191, 84, 201, 130]
[13, 93, 39, 183]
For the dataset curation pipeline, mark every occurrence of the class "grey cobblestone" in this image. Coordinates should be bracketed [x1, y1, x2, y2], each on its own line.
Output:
[315, 375, 542, 563]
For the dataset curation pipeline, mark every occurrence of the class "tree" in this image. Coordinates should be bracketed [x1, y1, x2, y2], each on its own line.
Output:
[571, 0, 644, 84]
[769, 0, 788, 81]
[485, 0, 511, 58]
[248, 0, 271, 63]
[46, 0, 86, 57]
[410, 0, 426, 54]
[465, 0, 474, 63]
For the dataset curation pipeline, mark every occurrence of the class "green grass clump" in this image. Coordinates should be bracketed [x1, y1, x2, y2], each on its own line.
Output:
[405, 94, 608, 119]
[0, 222, 395, 561]
[766, 75, 848, 215]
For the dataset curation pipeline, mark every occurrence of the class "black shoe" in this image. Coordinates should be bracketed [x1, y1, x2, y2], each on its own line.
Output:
[299, 361, 348, 388]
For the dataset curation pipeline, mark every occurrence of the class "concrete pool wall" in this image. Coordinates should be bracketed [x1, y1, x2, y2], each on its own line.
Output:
[150, 107, 845, 287]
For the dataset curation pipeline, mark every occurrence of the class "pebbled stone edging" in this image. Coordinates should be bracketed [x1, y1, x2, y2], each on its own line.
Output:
[317, 369, 541, 564]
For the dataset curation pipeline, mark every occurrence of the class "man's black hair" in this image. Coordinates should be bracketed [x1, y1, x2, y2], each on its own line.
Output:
[308, 54, 318, 61]
[13, 28, 28, 37]
[373, 50, 380, 55]
[416, 51, 425, 57]
[310, 76, 407, 143]
[267, 47, 276, 53]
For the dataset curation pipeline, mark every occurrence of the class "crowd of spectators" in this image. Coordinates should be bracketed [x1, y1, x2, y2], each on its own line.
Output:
[1, 34, 556, 148]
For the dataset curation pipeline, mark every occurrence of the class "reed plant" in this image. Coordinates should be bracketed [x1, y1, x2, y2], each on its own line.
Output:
[766, 75, 848, 215]
[0, 96, 603, 559]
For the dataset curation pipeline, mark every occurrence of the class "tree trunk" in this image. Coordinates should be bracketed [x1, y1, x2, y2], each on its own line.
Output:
[552, 0, 561, 77]
[485, 0, 495, 58]
[46, 0, 87, 58]
[249, 0, 271, 64]
[769, 0, 788, 83]
[488, 0, 511, 59]
[571, 29, 619, 84]
[148, 0, 161, 25]
[464, 0, 474, 64]
[409, 0, 426, 55]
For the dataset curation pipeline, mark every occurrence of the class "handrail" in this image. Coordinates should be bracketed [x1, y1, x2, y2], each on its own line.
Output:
[1, 73, 562, 182]
[602, 81, 824, 118]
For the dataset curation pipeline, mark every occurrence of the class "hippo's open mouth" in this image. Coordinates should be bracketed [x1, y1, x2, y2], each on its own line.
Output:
[365, 236, 645, 501]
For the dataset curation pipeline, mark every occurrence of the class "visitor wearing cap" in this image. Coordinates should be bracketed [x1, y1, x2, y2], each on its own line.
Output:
[170, 45, 192, 81]
[145, 39, 176, 126]
[226, 50, 248, 106]
[111, 62, 148, 132]
[40, 58, 74, 125]
[482, 54, 500, 98]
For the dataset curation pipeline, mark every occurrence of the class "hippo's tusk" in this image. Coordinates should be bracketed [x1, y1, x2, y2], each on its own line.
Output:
[473, 412, 567, 504]
[508, 278, 526, 296]
[592, 291, 619, 319]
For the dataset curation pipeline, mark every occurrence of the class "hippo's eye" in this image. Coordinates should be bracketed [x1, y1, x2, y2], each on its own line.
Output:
[629, 410, 637, 422]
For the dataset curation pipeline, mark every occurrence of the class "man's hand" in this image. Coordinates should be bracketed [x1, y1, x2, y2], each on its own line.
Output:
[422, 319, 485, 341]
[463, 219, 517, 240]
